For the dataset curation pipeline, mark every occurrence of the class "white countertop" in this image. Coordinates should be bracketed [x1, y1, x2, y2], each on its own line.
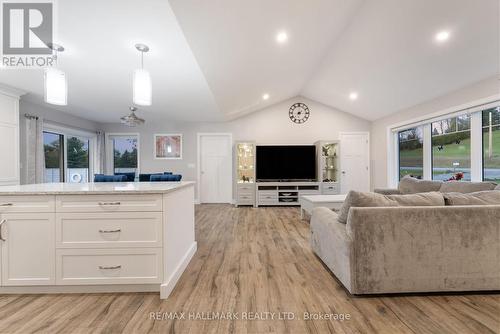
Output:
[0, 182, 195, 195]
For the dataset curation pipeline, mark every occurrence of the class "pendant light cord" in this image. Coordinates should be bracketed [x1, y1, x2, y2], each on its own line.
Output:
[141, 51, 144, 69]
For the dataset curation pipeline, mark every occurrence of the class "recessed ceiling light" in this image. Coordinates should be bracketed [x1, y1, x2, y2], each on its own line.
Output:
[276, 31, 288, 44]
[435, 30, 450, 42]
[349, 92, 358, 101]
[262, 93, 270, 100]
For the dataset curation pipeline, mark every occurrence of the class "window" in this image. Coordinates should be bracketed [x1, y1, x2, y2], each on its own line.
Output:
[432, 115, 471, 181]
[483, 107, 500, 183]
[43, 128, 95, 183]
[44, 132, 64, 183]
[398, 127, 423, 180]
[107, 134, 139, 175]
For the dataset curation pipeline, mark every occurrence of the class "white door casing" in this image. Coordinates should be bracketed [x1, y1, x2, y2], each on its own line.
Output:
[340, 132, 370, 193]
[198, 133, 232, 203]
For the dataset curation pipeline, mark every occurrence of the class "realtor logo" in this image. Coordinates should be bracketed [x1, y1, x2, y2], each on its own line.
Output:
[1, 1, 55, 68]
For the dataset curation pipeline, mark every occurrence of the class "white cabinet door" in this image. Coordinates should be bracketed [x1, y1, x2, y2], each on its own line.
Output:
[1, 213, 55, 286]
[0, 93, 19, 186]
[0, 123, 19, 185]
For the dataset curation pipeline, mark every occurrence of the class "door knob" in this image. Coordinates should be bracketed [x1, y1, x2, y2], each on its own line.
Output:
[342, 171, 346, 174]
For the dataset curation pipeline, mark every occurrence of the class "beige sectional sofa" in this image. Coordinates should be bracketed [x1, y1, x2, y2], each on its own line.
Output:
[310, 178, 500, 294]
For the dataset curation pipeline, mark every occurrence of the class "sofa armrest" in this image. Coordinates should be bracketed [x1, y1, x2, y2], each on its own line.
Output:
[346, 206, 500, 294]
[373, 188, 402, 195]
[310, 207, 353, 291]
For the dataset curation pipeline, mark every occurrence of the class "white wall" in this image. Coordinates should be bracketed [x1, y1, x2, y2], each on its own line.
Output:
[371, 76, 500, 189]
[101, 96, 371, 197]
[19, 100, 101, 184]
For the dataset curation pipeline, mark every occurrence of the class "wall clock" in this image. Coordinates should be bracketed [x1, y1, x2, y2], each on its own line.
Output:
[289, 103, 310, 124]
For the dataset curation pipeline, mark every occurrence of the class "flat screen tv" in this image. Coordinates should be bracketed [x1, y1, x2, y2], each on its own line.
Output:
[256, 145, 316, 182]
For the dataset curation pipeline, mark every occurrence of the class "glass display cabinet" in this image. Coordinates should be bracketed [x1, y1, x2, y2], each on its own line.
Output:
[316, 141, 340, 194]
[235, 142, 256, 206]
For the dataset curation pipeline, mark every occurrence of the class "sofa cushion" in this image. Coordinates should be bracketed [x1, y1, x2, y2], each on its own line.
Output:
[398, 176, 442, 194]
[337, 191, 445, 224]
[443, 191, 500, 205]
[439, 181, 497, 193]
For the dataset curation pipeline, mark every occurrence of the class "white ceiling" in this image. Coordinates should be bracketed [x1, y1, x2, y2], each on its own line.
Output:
[0, 0, 498, 123]
[0, 0, 221, 123]
[302, 0, 500, 120]
[168, 0, 365, 119]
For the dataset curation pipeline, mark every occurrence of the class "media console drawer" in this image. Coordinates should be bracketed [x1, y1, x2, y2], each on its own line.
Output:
[56, 248, 162, 285]
[56, 194, 162, 213]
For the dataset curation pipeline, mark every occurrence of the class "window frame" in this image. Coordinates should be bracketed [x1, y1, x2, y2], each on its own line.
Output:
[105, 133, 141, 175]
[43, 123, 97, 183]
[481, 107, 500, 183]
[387, 99, 500, 187]
[397, 126, 424, 181]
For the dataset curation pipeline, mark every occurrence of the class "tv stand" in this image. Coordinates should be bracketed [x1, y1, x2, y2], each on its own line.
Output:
[256, 181, 320, 207]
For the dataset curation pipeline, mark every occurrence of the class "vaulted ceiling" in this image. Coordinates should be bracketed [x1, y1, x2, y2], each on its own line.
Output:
[0, 0, 498, 123]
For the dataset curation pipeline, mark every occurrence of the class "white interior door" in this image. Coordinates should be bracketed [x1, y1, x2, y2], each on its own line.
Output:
[199, 134, 232, 203]
[340, 132, 370, 193]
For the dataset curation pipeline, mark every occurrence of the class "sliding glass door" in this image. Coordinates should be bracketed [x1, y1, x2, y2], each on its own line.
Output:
[44, 132, 64, 182]
[43, 129, 94, 183]
[66, 136, 90, 183]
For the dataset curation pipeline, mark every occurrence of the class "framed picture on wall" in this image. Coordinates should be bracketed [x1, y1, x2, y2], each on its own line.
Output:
[154, 134, 182, 159]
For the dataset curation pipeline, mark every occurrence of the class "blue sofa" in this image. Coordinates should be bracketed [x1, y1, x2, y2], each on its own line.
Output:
[139, 172, 174, 182]
[150, 174, 182, 182]
[94, 174, 128, 182]
[114, 172, 136, 182]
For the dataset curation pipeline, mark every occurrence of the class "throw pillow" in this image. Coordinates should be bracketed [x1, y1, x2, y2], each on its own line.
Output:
[398, 176, 442, 194]
[439, 181, 497, 194]
[337, 191, 445, 224]
[443, 191, 500, 205]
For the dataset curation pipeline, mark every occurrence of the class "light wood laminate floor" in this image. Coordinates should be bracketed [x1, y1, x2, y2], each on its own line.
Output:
[0, 205, 498, 334]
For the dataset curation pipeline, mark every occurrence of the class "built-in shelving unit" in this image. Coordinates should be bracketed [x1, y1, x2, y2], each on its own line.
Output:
[316, 141, 340, 195]
[235, 142, 256, 207]
[256, 182, 320, 207]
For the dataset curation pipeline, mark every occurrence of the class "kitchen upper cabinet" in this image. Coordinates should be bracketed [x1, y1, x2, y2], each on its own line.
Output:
[0, 213, 56, 285]
[0, 91, 20, 186]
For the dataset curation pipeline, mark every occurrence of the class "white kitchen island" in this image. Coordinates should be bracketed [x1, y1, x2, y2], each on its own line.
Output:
[0, 182, 196, 299]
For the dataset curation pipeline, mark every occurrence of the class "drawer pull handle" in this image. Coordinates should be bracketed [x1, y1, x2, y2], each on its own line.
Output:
[0, 219, 6, 241]
[99, 265, 122, 270]
[0, 203, 13, 207]
[98, 202, 121, 206]
[99, 228, 121, 233]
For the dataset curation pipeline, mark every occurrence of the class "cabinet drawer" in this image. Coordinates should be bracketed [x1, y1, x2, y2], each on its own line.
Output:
[238, 193, 254, 200]
[0, 196, 55, 213]
[237, 200, 255, 206]
[56, 212, 162, 248]
[237, 184, 255, 192]
[56, 195, 162, 213]
[56, 248, 162, 285]
[258, 199, 278, 206]
[322, 183, 340, 194]
[259, 193, 277, 201]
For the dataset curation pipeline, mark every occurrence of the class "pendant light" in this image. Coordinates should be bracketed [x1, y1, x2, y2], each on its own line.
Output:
[133, 43, 152, 106]
[44, 43, 67, 106]
[120, 106, 145, 127]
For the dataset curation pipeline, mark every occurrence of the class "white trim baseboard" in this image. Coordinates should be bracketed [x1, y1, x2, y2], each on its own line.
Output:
[160, 242, 197, 299]
[0, 284, 160, 295]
